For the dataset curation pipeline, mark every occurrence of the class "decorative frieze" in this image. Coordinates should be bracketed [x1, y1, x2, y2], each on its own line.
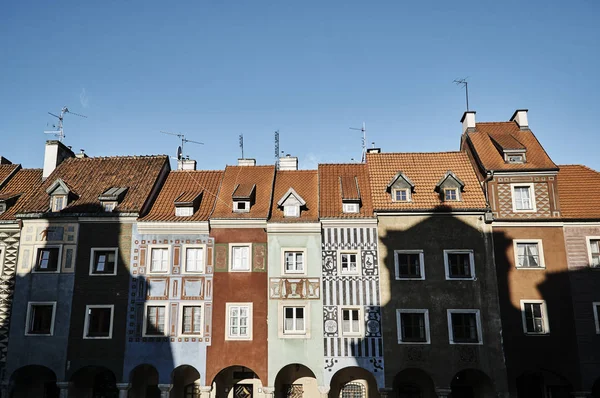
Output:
[269, 278, 320, 299]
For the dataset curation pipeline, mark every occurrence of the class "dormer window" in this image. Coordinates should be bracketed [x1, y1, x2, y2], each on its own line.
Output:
[506, 153, 526, 164]
[234, 201, 250, 213]
[387, 172, 415, 203]
[46, 178, 76, 213]
[393, 188, 410, 202]
[342, 203, 359, 213]
[435, 171, 465, 202]
[232, 184, 256, 213]
[51, 195, 67, 212]
[284, 205, 299, 217]
[340, 176, 362, 213]
[174, 191, 203, 217]
[98, 187, 128, 213]
[444, 188, 458, 201]
[0, 194, 20, 215]
[277, 187, 306, 218]
[0, 202, 5, 214]
[103, 202, 117, 212]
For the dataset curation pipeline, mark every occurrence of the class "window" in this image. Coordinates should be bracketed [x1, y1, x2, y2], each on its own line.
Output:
[394, 250, 424, 280]
[587, 238, 600, 268]
[447, 310, 482, 344]
[514, 240, 545, 268]
[144, 305, 167, 336]
[520, 300, 550, 335]
[340, 252, 359, 274]
[444, 188, 458, 201]
[341, 308, 361, 336]
[184, 247, 205, 273]
[507, 154, 525, 163]
[230, 245, 251, 272]
[227, 303, 252, 340]
[90, 248, 118, 275]
[175, 206, 194, 217]
[341, 383, 366, 398]
[26, 302, 56, 336]
[511, 184, 535, 212]
[102, 202, 117, 212]
[35, 247, 60, 272]
[283, 306, 305, 335]
[51, 195, 67, 212]
[593, 303, 600, 334]
[149, 247, 169, 273]
[444, 250, 475, 280]
[283, 250, 304, 274]
[396, 310, 430, 344]
[234, 201, 250, 212]
[393, 189, 410, 202]
[342, 203, 359, 213]
[284, 205, 299, 217]
[84, 305, 113, 339]
[181, 305, 203, 335]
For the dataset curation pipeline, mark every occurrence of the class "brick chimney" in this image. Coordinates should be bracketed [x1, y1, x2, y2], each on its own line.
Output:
[461, 111, 476, 134]
[43, 140, 75, 179]
[279, 154, 298, 171]
[510, 109, 529, 130]
[178, 158, 197, 170]
[238, 159, 256, 167]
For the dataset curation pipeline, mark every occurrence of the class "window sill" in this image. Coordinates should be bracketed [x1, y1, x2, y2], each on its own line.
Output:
[89, 272, 118, 276]
[515, 266, 546, 270]
[225, 336, 253, 341]
[398, 340, 430, 345]
[25, 333, 53, 336]
[280, 332, 310, 339]
[523, 332, 550, 336]
[84, 336, 112, 340]
[446, 277, 475, 281]
[32, 269, 60, 274]
[449, 341, 483, 345]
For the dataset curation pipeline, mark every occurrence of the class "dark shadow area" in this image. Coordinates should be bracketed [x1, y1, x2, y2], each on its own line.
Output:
[274, 364, 318, 398]
[211, 365, 261, 398]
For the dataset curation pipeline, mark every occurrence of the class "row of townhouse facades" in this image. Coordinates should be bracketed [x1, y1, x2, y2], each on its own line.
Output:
[0, 109, 598, 398]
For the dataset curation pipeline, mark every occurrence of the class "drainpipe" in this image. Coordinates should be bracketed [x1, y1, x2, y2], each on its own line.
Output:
[482, 171, 494, 206]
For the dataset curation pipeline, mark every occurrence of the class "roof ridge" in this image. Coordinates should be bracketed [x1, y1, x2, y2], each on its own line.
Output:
[368, 151, 465, 155]
[560, 164, 600, 173]
[171, 169, 222, 173]
[476, 121, 514, 125]
[64, 155, 168, 161]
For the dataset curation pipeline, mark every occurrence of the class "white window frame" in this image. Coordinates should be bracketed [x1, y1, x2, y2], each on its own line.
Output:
[175, 206, 194, 217]
[447, 309, 483, 345]
[511, 183, 537, 212]
[226, 302, 253, 341]
[443, 188, 459, 201]
[89, 248, 118, 276]
[182, 244, 206, 274]
[282, 248, 306, 275]
[142, 302, 169, 337]
[593, 302, 600, 335]
[178, 302, 204, 337]
[394, 250, 425, 280]
[396, 309, 430, 344]
[279, 301, 310, 339]
[585, 236, 600, 268]
[340, 306, 363, 337]
[233, 201, 250, 213]
[229, 244, 252, 272]
[83, 304, 114, 339]
[342, 203, 360, 213]
[50, 194, 67, 212]
[513, 239, 546, 269]
[25, 301, 57, 336]
[520, 300, 550, 335]
[33, 244, 62, 274]
[338, 250, 361, 275]
[284, 205, 300, 217]
[147, 245, 171, 274]
[102, 201, 117, 212]
[392, 188, 411, 202]
[443, 250, 475, 280]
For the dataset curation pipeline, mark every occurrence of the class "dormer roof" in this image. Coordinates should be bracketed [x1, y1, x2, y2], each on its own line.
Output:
[46, 178, 77, 197]
[174, 190, 203, 207]
[435, 171, 465, 192]
[0, 168, 43, 221]
[232, 183, 256, 200]
[318, 164, 374, 219]
[386, 172, 415, 192]
[340, 176, 361, 202]
[98, 187, 128, 202]
[277, 187, 306, 207]
[270, 170, 318, 222]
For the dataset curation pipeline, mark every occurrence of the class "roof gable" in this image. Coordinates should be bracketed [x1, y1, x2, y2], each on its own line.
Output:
[386, 172, 415, 192]
[435, 171, 465, 192]
[46, 178, 76, 196]
[277, 187, 306, 207]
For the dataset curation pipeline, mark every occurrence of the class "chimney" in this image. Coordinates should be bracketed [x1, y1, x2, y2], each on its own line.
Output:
[279, 154, 298, 171]
[461, 111, 476, 134]
[366, 148, 381, 154]
[43, 140, 75, 179]
[510, 109, 529, 130]
[178, 158, 197, 171]
[75, 149, 89, 159]
[238, 158, 256, 167]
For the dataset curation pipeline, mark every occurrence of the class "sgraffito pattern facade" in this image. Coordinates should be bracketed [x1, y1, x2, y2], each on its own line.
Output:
[0, 227, 19, 376]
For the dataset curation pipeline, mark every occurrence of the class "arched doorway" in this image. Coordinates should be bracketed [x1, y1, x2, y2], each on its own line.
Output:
[516, 370, 572, 398]
[212, 365, 262, 398]
[393, 368, 435, 398]
[171, 365, 201, 398]
[9, 365, 59, 398]
[330, 367, 379, 398]
[129, 364, 161, 398]
[450, 369, 494, 398]
[70, 366, 118, 398]
[274, 364, 319, 398]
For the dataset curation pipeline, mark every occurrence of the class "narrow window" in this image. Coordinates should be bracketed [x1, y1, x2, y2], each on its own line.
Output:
[445, 251, 474, 279]
[85, 306, 113, 338]
[393, 189, 409, 202]
[284, 205, 299, 217]
[342, 308, 361, 336]
[589, 240, 600, 268]
[340, 252, 358, 274]
[522, 302, 547, 334]
[284, 251, 304, 273]
[514, 186, 533, 210]
[450, 312, 479, 343]
[145, 306, 166, 335]
[444, 188, 458, 201]
[228, 304, 251, 339]
[516, 243, 541, 268]
[342, 203, 359, 213]
[231, 246, 250, 271]
[395, 251, 423, 279]
[283, 306, 305, 334]
[91, 249, 117, 275]
[51, 195, 66, 212]
[182, 306, 202, 335]
[35, 248, 59, 272]
[185, 248, 204, 273]
[593, 303, 600, 334]
[400, 313, 427, 342]
[27, 303, 55, 335]
[150, 248, 169, 273]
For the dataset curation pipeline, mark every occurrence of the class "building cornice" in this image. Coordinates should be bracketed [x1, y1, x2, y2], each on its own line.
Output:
[491, 221, 564, 227]
[320, 218, 378, 228]
[267, 222, 321, 233]
[491, 170, 558, 177]
[137, 221, 210, 235]
[210, 219, 267, 229]
[374, 211, 487, 217]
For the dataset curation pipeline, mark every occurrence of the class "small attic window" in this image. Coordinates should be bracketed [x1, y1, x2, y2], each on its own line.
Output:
[387, 172, 415, 203]
[51, 195, 67, 212]
[46, 178, 75, 213]
[340, 176, 362, 213]
[277, 187, 306, 218]
[284, 205, 299, 217]
[98, 187, 128, 213]
[435, 171, 465, 202]
[0, 194, 20, 215]
[444, 188, 458, 201]
[506, 153, 526, 164]
[176, 207, 194, 217]
[234, 201, 250, 213]
[342, 203, 359, 213]
[174, 191, 202, 217]
[232, 184, 256, 213]
[0, 202, 6, 214]
[103, 202, 117, 212]
[393, 188, 410, 202]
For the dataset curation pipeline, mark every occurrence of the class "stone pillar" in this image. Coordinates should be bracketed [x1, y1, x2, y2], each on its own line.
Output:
[379, 387, 393, 398]
[158, 383, 173, 398]
[318, 385, 330, 398]
[435, 387, 452, 398]
[262, 386, 274, 397]
[199, 385, 213, 398]
[56, 382, 72, 398]
[570, 392, 590, 398]
[116, 383, 131, 398]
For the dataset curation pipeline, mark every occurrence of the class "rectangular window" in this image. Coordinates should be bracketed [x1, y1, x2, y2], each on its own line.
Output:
[394, 250, 424, 280]
[182, 305, 203, 335]
[150, 248, 169, 273]
[447, 310, 482, 344]
[284, 205, 299, 217]
[84, 305, 113, 339]
[185, 247, 205, 273]
[103, 202, 117, 212]
[342, 203, 359, 213]
[593, 303, 600, 335]
[284, 251, 304, 274]
[51, 195, 66, 212]
[283, 306, 305, 334]
[512, 185, 535, 211]
[393, 189, 409, 202]
[340, 252, 359, 274]
[397, 310, 430, 344]
[521, 301, 549, 334]
[90, 248, 117, 275]
[588, 239, 600, 268]
[341, 308, 361, 336]
[227, 303, 252, 340]
[145, 305, 166, 336]
[444, 188, 458, 201]
[516, 242, 542, 268]
[26, 302, 56, 335]
[234, 201, 250, 212]
[444, 250, 475, 279]
[231, 245, 250, 271]
[507, 154, 524, 163]
[175, 206, 194, 217]
[35, 247, 60, 272]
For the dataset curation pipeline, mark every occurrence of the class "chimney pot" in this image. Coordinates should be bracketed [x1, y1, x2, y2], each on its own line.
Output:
[461, 111, 476, 134]
[510, 109, 529, 130]
[238, 158, 256, 167]
[367, 148, 381, 154]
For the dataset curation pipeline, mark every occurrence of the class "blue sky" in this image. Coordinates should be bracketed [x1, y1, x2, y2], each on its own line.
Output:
[1, 0, 599, 171]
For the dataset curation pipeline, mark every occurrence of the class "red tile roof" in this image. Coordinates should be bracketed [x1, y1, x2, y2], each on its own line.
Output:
[0, 168, 43, 221]
[142, 170, 223, 222]
[211, 165, 275, 219]
[270, 170, 318, 222]
[0, 164, 19, 188]
[340, 176, 361, 200]
[19, 155, 169, 215]
[464, 122, 557, 171]
[557, 165, 600, 219]
[318, 164, 374, 219]
[366, 152, 487, 211]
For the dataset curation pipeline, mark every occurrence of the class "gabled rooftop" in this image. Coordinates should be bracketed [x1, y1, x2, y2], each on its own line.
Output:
[270, 170, 318, 222]
[0, 163, 20, 189]
[0, 168, 43, 221]
[318, 163, 374, 219]
[557, 165, 600, 219]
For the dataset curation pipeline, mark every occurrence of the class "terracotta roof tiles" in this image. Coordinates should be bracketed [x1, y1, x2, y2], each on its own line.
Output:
[557, 165, 600, 219]
[270, 170, 318, 222]
[318, 164, 374, 219]
[0, 168, 43, 221]
[0, 164, 19, 188]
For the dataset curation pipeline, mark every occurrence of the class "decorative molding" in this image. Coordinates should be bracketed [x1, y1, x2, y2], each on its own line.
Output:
[137, 221, 209, 235]
[269, 278, 320, 299]
[209, 219, 267, 228]
[253, 243, 267, 272]
[320, 219, 377, 228]
[266, 222, 321, 233]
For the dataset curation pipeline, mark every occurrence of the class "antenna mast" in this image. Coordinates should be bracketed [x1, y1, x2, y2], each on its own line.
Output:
[350, 122, 367, 162]
[160, 131, 204, 160]
[239, 134, 244, 159]
[274, 130, 280, 169]
[45, 106, 87, 142]
[453, 78, 470, 111]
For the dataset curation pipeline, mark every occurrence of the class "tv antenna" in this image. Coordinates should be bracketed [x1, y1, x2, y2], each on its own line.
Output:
[349, 122, 367, 163]
[274, 130, 280, 169]
[239, 134, 244, 159]
[160, 131, 204, 160]
[453, 78, 470, 111]
[44, 106, 87, 142]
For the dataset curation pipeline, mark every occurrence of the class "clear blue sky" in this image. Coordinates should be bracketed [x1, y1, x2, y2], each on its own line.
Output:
[1, 0, 599, 171]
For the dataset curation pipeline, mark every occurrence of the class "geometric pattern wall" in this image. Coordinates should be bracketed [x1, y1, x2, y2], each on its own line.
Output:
[0, 229, 20, 376]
